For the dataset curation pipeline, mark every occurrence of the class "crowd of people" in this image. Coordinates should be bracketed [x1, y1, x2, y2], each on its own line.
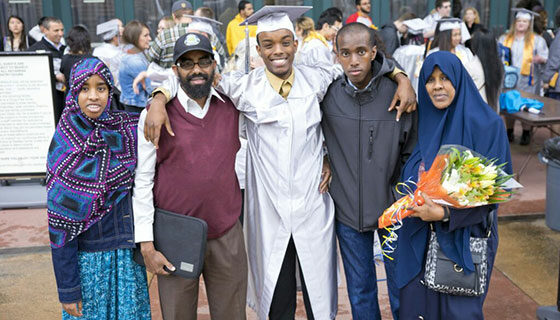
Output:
[1, 0, 559, 319]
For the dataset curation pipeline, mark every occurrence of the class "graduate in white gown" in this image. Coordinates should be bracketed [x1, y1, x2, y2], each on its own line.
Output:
[294, 16, 333, 66]
[499, 8, 549, 145]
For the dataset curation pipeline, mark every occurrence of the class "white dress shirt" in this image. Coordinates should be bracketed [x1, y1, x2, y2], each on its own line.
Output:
[133, 87, 225, 242]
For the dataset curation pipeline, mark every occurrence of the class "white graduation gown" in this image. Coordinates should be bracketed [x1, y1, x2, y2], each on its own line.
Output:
[296, 38, 334, 66]
[220, 65, 339, 320]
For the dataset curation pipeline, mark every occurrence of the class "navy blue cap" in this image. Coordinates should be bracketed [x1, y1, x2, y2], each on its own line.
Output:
[173, 33, 213, 64]
[172, 0, 193, 13]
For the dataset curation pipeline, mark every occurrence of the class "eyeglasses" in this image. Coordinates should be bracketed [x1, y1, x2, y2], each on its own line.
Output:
[176, 57, 213, 70]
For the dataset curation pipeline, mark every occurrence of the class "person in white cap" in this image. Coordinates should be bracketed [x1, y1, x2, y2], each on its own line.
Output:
[426, 17, 486, 102]
[184, 15, 226, 70]
[93, 19, 125, 91]
[144, 6, 416, 319]
[499, 7, 549, 145]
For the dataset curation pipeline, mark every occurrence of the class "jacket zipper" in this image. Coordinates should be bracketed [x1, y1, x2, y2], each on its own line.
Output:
[368, 127, 374, 160]
[358, 99, 363, 232]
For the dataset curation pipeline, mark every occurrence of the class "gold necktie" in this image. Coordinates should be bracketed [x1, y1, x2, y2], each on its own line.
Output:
[279, 80, 291, 99]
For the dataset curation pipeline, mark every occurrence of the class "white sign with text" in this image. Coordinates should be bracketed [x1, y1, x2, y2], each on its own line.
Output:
[0, 54, 55, 175]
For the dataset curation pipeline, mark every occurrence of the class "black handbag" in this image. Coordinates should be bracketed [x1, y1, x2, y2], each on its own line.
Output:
[133, 208, 207, 279]
[422, 209, 494, 297]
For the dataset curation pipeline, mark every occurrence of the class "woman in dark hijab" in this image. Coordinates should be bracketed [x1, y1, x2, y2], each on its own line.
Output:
[395, 51, 512, 319]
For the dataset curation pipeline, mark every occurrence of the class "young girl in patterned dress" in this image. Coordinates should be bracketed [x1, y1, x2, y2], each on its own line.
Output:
[46, 57, 151, 320]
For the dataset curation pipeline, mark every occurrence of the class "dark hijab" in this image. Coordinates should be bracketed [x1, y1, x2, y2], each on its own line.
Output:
[395, 51, 512, 288]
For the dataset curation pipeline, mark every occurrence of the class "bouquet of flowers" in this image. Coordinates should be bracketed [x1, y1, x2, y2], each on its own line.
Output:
[378, 145, 521, 258]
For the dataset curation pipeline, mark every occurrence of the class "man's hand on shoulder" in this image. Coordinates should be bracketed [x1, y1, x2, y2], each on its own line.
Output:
[145, 92, 174, 149]
[389, 72, 417, 122]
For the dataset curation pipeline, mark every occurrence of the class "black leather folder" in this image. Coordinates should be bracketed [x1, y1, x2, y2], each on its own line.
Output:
[134, 208, 207, 279]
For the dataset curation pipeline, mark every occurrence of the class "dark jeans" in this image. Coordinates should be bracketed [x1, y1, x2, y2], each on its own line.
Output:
[269, 237, 314, 320]
[336, 220, 399, 320]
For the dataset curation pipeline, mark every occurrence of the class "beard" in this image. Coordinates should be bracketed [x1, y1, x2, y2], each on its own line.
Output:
[179, 68, 215, 100]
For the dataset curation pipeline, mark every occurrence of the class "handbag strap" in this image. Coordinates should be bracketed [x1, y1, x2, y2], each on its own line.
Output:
[485, 208, 495, 238]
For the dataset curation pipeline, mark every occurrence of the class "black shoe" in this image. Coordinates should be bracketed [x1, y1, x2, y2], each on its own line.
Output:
[520, 130, 531, 145]
[507, 129, 514, 142]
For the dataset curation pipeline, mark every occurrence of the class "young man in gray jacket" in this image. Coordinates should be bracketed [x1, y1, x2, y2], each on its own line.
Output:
[321, 22, 417, 320]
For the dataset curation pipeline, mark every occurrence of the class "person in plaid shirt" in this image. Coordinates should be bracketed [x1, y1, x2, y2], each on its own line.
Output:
[148, 0, 226, 69]
[147, 1, 193, 69]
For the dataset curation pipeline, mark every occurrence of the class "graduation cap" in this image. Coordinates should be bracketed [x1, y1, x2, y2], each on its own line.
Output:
[237, 6, 311, 73]
[96, 20, 119, 41]
[183, 15, 222, 38]
[511, 8, 538, 21]
[402, 18, 429, 35]
[239, 5, 312, 36]
[436, 17, 462, 31]
[436, 17, 471, 43]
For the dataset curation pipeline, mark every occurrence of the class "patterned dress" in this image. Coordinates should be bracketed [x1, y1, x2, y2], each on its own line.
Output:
[62, 249, 151, 320]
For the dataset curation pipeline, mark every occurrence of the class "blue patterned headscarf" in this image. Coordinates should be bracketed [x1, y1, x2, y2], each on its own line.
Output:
[395, 51, 512, 288]
[46, 58, 138, 248]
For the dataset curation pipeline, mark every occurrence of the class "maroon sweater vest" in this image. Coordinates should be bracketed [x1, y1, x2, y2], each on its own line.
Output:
[153, 94, 241, 239]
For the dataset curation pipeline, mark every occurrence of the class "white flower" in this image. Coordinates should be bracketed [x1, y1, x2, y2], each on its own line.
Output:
[482, 164, 497, 176]
[479, 179, 494, 188]
[442, 169, 470, 196]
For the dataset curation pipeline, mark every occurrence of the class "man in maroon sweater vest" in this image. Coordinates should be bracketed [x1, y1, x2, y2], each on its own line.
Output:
[133, 33, 247, 319]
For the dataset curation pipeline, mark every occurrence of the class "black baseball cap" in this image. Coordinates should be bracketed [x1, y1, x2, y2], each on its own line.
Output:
[173, 33, 213, 64]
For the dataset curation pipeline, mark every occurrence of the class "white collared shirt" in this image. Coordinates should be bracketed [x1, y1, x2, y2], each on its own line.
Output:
[133, 87, 225, 242]
[43, 36, 63, 51]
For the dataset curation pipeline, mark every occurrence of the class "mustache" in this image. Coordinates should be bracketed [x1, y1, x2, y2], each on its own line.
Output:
[179, 68, 215, 100]
[186, 73, 209, 82]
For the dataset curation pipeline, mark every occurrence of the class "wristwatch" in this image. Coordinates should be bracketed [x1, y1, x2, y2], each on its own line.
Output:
[442, 206, 450, 222]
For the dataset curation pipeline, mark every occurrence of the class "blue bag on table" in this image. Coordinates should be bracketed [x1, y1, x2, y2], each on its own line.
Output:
[499, 90, 544, 114]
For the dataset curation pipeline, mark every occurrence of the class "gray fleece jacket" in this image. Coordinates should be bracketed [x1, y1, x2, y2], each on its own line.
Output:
[321, 54, 418, 232]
